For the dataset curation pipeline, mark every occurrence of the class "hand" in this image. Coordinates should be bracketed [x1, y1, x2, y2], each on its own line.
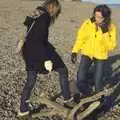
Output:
[44, 60, 53, 72]
[16, 39, 24, 53]
[99, 23, 109, 33]
[71, 53, 77, 64]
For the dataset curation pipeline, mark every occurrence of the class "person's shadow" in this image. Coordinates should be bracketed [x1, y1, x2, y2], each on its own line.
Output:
[84, 54, 120, 120]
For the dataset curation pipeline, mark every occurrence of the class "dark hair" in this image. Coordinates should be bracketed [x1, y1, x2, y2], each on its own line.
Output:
[41, 0, 61, 24]
[91, 4, 111, 25]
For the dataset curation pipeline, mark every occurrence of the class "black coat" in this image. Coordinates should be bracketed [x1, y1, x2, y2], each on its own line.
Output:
[22, 8, 65, 73]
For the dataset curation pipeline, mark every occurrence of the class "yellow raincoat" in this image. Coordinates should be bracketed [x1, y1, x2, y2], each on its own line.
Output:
[72, 19, 116, 60]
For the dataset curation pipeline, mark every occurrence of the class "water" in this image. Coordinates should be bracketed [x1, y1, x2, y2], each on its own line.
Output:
[82, 0, 120, 5]
[109, 4, 120, 7]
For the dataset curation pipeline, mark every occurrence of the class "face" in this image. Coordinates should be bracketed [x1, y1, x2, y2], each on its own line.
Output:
[48, 4, 57, 17]
[95, 11, 104, 24]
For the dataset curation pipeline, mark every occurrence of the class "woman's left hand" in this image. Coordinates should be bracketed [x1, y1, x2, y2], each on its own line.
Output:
[71, 53, 77, 64]
[99, 23, 109, 33]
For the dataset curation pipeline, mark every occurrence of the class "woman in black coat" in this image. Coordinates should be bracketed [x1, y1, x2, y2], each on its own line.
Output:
[18, 0, 72, 116]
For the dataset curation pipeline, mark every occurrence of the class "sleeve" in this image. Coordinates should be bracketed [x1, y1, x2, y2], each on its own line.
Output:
[23, 16, 34, 27]
[103, 24, 116, 51]
[72, 20, 89, 53]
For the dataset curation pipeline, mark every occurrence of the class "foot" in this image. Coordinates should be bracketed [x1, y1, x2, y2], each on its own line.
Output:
[18, 102, 47, 117]
[64, 97, 74, 103]
[18, 101, 29, 117]
[56, 96, 76, 108]
[18, 110, 29, 117]
[64, 97, 76, 108]
[118, 103, 120, 106]
[73, 93, 83, 104]
[28, 102, 47, 114]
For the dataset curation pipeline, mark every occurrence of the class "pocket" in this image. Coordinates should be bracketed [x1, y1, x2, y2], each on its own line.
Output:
[100, 40, 108, 53]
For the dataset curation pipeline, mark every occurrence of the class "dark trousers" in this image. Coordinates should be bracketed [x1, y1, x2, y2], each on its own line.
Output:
[77, 55, 105, 95]
[20, 67, 70, 112]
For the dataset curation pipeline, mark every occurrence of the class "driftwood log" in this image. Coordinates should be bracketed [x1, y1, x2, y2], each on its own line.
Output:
[32, 83, 119, 120]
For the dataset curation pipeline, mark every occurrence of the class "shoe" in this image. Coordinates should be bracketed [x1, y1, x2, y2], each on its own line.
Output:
[18, 110, 29, 117]
[64, 97, 74, 103]
[28, 102, 47, 114]
[118, 103, 120, 106]
[56, 96, 76, 108]
[18, 100, 30, 117]
[73, 93, 83, 104]
[64, 97, 76, 108]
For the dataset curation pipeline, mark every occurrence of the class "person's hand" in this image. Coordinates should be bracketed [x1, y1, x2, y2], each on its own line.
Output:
[99, 23, 109, 33]
[71, 53, 77, 64]
[44, 60, 53, 72]
[15, 39, 24, 54]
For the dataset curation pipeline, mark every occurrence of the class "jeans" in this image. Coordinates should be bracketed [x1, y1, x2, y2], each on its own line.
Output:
[76, 55, 105, 95]
[20, 67, 70, 112]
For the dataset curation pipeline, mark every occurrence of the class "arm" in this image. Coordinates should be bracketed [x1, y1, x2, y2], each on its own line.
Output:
[103, 24, 116, 51]
[72, 20, 89, 53]
[71, 20, 89, 64]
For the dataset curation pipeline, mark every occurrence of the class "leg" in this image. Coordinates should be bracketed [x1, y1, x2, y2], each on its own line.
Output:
[93, 59, 105, 93]
[77, 55, 92, 95]
[49, 50, 71, 100]
[20, 71, 37, 113]
[57, 67, 71, 100]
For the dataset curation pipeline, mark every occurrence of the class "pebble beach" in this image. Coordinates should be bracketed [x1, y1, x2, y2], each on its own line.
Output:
[0, 0, 120, 119]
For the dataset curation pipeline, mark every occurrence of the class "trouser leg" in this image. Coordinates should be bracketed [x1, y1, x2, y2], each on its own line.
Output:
[93, 58, 105, 93]
[57, 67, 71, 100]
[77, 55, 92, 94]
[20, 71, 37, 112]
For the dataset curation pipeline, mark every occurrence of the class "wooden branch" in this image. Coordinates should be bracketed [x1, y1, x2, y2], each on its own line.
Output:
[32, 83, 119, 120]
[32, 109, 59, 118]
[77, 101, 100, 120]
[32, 95, 70, 118]
[67, 83, 119, 120]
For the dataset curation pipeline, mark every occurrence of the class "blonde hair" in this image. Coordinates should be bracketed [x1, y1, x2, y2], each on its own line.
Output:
[41, 0, 61, 24]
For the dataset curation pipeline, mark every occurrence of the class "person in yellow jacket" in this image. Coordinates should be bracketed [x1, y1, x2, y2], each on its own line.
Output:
[71, 4, 116, 101]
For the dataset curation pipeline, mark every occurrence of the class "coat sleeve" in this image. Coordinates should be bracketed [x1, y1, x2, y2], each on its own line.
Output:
[103, 24, 116, 51]
[23, 16, 34, 27]
[72, 20, 89, 53]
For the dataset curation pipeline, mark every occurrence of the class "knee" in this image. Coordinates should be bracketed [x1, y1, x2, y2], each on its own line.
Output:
[25, 71, 37, 89]
[24, 80, 34, 90]
[57, 67, 68, 75]
[77, 71, 85, 82]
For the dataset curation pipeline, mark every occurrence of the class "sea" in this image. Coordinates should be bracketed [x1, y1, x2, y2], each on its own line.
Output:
[82, 0, 120, 7]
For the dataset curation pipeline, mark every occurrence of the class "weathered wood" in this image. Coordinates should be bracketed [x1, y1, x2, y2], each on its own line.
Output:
[32, 94, 70, 118]
[77, 101, 100, 120]
[32, 109, 59, 118]
[32, 83, 119, 120]
[67, 83, 118, 120]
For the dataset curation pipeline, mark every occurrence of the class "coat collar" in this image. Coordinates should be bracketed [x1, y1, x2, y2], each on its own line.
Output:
[39, 7, 50, 17]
